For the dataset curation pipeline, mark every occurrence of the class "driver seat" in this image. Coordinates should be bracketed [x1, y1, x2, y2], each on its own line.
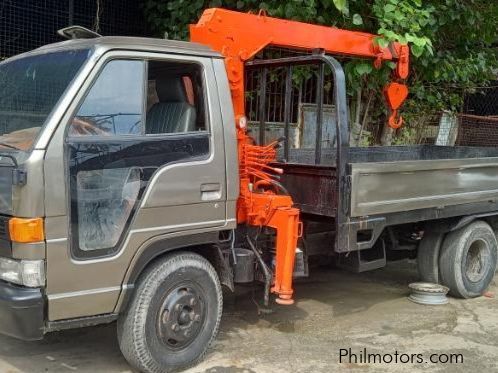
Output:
[146, 75, 196, 134]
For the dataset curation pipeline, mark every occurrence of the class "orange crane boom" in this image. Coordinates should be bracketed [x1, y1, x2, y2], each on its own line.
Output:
[190, 8, 410, 305]
[190, 7, 410, 127]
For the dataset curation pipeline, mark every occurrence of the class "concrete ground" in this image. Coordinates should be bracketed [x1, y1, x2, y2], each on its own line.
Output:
[0, 259, 497, 373]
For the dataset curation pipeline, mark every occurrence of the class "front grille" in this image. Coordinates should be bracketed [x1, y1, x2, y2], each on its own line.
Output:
[0, 216, 9, 240]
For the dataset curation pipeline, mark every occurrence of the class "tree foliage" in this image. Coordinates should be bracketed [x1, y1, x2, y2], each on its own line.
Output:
[143, 0, 498, 143]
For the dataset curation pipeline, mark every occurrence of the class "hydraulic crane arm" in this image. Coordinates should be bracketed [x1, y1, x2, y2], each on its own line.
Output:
[190, 7, 410, 128]
[189, 8, 410, 305]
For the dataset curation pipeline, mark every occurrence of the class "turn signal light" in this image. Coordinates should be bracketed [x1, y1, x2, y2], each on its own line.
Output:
[9, 218, 45, 243]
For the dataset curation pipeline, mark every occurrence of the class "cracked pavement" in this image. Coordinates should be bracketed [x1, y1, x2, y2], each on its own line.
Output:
[0, 259, 496, 372]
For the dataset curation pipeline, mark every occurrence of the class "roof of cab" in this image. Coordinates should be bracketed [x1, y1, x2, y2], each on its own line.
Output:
[32, 35, 222, 58]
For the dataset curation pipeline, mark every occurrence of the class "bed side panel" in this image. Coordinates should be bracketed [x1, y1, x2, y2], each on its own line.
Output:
[350, 157, 498, 217]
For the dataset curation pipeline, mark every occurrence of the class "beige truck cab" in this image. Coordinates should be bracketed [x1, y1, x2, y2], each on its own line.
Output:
[0, 35, 240, 371]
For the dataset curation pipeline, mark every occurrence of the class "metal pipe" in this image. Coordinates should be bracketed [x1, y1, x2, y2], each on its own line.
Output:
[283, 65, 292, 161]
[315, 62, 325, 164]
[246, 235, 272, 306]
[230, 229, 237, 265]
[258, 67, 268, 145]
[68, 0, 74, 25]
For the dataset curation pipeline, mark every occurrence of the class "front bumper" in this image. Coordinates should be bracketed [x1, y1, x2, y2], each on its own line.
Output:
[0, 280, 44, 340]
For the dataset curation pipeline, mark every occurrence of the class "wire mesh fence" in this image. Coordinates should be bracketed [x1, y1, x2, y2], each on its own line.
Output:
[464, 84, 498, 117]
[0, 0, 147, 59]
[455, 114, 498, 147]
[433, 84, 498, 145]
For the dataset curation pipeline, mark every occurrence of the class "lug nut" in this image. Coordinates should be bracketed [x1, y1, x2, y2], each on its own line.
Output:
[175, 304, 182, 311]
[161, 310, 169, 324]
[194, 314, 201, 322]
[189, 298, 197, 306]
[171, 323, 180, 332]
[184, 329, 191, 337]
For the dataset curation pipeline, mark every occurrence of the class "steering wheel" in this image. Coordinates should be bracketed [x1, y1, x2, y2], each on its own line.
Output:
[70, 117, 109, 136]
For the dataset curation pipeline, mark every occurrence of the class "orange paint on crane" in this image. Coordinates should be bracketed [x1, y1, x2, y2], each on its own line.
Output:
[190, 7, 410, 120]
[190, 8, 411, 304]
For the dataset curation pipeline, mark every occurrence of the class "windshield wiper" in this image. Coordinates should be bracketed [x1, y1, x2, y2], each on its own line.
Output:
[0, 142, 23, 151]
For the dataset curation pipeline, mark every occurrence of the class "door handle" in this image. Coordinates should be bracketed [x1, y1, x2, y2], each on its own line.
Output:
[173, 144, 193, 154]
[201, 183, 221, 192]
[200, 183, 222, 201]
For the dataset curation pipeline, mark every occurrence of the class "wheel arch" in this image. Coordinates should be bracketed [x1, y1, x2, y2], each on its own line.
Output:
[446, 213, 498, 233]
[115, 230, 234, 314]
[417, 213, 498, 262]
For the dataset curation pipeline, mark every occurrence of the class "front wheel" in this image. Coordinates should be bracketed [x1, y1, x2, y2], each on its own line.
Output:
[117, 252, 223, 373]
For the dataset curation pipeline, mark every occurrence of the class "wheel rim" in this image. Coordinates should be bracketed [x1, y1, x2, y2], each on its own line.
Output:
[465, 239, 489, 283]
[157, 283, 205, 350]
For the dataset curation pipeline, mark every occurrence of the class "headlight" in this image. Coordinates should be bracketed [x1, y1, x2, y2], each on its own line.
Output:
[0, 258, 45, 287]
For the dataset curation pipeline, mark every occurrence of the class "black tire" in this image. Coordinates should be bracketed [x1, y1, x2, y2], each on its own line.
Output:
[117, 252, 223, 373]
[417, 231, 445, 283]
[439, 221, 497, 298]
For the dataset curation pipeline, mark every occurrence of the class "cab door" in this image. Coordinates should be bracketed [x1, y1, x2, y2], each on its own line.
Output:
[44, 52, 228, 320]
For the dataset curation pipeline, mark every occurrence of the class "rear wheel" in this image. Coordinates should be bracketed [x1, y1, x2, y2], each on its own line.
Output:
[439, 221, 497, 298]
[417, 230, 445, 283]
[117, 252, 223, 373]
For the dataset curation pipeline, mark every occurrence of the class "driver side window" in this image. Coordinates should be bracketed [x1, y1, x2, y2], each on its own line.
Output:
[69, 59, 144, 136]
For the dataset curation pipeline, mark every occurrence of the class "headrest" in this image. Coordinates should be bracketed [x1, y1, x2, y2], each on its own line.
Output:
[155, 75, 187, 103]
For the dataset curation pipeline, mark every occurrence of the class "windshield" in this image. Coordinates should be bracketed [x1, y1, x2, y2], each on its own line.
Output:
[0, 49, 89, 153]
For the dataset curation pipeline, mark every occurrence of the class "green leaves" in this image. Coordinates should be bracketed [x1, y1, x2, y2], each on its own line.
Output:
[142, 0, 498, 134]
[411, 45, 424, 58]
[352, 13, 363, 25]
[332, 0, 349, 16]
[373, 0, 437, 60]
[374, 37, 389, 49]
[355, 63, 373, 75]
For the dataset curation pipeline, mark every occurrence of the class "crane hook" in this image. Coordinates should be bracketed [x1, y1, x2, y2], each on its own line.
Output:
[384, 82, 408, 130]
[388, 110, 404, 129]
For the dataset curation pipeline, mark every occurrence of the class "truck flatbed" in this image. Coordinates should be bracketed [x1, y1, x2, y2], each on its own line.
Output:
[280, 145, 498, 217]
